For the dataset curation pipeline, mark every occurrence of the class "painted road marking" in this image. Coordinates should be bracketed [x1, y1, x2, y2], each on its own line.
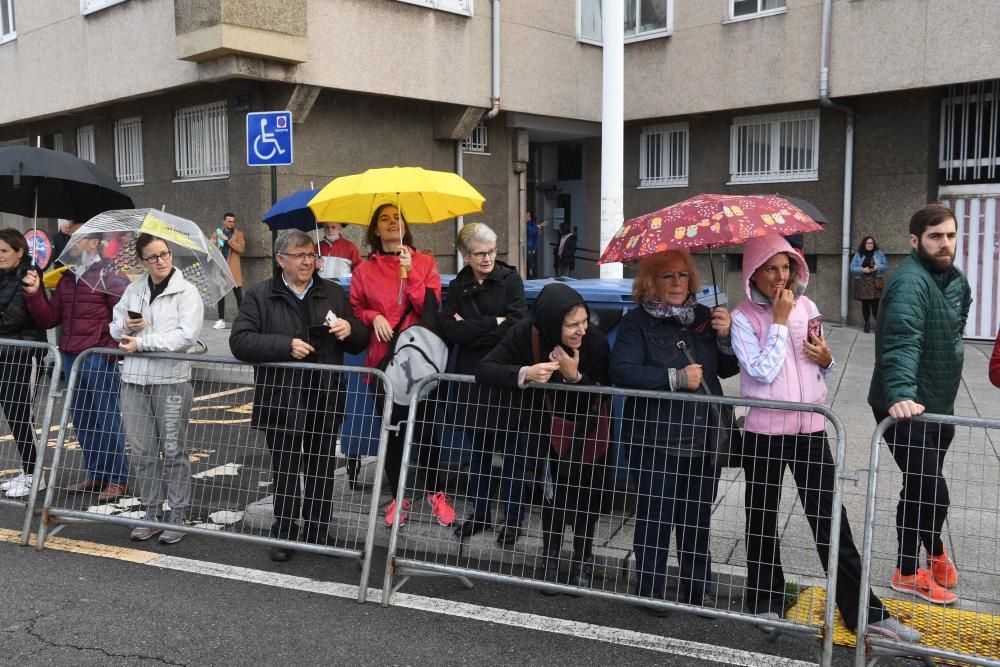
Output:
[0, 529, 812, 667]
[193, 386, 253, 402]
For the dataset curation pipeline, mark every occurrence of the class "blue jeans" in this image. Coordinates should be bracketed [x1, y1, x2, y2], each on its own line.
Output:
[465, 428, 526, 525]
[63, 352, 129, 484]
[632, 445, 719, 601]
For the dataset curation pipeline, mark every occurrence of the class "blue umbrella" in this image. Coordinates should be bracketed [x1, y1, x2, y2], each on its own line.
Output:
[262, 188, 321, 232]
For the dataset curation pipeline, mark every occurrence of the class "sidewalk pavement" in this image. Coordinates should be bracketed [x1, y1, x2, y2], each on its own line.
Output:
[195, 318, 1000, 611]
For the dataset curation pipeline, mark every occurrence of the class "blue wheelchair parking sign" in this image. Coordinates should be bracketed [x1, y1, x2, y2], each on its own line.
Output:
[246, 111, 293, 166]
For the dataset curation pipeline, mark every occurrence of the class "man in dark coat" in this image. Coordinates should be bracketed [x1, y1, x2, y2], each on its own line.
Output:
[230, 229, 368, 562]
[554, 222, 577, 277]
[869, 203, 971, 604]
[440, 223, 527, 544]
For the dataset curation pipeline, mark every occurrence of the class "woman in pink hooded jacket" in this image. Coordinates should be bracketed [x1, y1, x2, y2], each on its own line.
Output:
[730, 233, 919, 643]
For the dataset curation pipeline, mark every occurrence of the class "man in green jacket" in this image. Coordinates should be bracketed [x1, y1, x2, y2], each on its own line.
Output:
[869, 203, 971, 606]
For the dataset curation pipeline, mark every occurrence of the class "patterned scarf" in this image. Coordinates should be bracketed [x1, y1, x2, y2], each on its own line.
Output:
[642, 294, 697, 325]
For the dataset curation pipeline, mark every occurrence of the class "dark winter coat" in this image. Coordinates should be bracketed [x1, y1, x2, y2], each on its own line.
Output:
[230, 275, 369, 432]
[554, 233, 577, 272]
[440, 261, 527, 375]
[610, 304, 738, 455]
[868, 250, 972, 415]
[0, 259, 44, 345]
[25, 259, 126, 354]
[476, 283, 610, 445]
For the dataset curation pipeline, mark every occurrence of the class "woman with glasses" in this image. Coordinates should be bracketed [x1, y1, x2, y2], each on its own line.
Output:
[350, 203, 453, 529]
[440, 223, 528, 545]
[110, 234, 203, 544]
[609, 250, 736, 613]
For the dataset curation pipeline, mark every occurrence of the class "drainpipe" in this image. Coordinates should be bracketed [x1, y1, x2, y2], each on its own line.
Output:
[456, 142, 465, 271]
[820, 0, 854, 327]
[487, 1, 501, 119]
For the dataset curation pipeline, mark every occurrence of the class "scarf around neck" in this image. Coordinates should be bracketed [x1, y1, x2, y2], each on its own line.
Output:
[642, 294, 696, 325]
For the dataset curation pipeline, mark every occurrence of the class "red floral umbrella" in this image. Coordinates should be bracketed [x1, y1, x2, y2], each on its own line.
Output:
[598, 193, 823, 264]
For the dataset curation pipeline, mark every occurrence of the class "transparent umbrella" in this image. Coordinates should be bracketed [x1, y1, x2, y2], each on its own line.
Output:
[58, 208, 237, 305]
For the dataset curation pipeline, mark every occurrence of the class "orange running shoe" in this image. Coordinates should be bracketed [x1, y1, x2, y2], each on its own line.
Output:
[928, 551, 958, 589]
[426, 491, 456, 527]
[384, 498, 409, 528]
[891, 567, 958, 605]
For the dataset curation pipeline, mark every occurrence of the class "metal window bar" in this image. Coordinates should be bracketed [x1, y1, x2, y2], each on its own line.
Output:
[856, 414, 1000, 667]
[731, 112, 818, 183]
[940, 81, 1000, 183]
[174, 101, 228, 179]
[462, 123, 488, 154]
[114, 117, 143, 185]
[0, 341, 61, 545]
[0, 0, 13, 37]
[640, 124, 688, 187]
[382, 373, 855, 667]
[76, 125, 96, 163]
[36, 348, 393, 603]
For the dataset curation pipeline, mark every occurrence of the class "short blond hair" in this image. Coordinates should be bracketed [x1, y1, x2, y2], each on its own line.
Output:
[632, 250, 700, 303]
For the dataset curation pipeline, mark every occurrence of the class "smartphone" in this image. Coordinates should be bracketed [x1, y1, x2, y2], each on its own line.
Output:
[127, 310, 143, 320]
[807, 315, 823, 340]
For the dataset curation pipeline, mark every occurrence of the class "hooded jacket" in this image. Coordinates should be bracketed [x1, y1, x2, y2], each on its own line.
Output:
[110, 269, 204, 385]
[732, 234, 828, 435]
[440, 260, 527, 375]
[610, 302, 738, 453]
[230, 274, 369, 431]
[476, 283, 610, 435]
[868, 250, 971, 414]
[350, 246, 441, 369]
[319, 236, 362, 269]
[26, 258, 127, 355]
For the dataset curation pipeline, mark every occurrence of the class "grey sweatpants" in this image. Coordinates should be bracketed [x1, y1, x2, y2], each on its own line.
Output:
[120, 382, 193, 518]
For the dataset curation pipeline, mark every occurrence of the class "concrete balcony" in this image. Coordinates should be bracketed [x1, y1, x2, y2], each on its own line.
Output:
[174, 0, 308, 66]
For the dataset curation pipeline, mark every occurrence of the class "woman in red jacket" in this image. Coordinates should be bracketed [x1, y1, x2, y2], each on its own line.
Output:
[990, 329, 1000, 388]
[350, 203, 454, 529]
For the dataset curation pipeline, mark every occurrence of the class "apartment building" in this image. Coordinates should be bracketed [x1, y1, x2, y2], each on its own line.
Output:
[1, 0, 998, 335]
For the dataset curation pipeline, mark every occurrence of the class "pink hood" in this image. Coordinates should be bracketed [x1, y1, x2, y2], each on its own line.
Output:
[741, 233, 809, 302]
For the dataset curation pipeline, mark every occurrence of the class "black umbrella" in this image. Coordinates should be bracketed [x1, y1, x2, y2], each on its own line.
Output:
[774, 194, 828, 224]
[0, 145, 134, 233]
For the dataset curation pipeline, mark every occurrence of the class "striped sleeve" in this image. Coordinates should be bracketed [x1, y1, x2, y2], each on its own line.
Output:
[730, 309, 789, 385]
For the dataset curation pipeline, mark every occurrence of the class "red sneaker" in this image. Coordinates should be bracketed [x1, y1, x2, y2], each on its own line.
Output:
[928, 551, 958, 589]
[426, 491, 456, 527]
[384, 498, 409, 528]
[891, 567, 958, 605]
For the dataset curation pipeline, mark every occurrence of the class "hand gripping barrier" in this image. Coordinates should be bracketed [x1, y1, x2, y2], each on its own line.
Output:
[0, 340, 61, 545]
[36, 348, 394, 602]
[856, 414, 1000, 667]
[381, 373, 858, 666]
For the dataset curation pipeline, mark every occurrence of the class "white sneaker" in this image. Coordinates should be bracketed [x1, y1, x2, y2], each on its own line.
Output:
[5, 473, 44, 499]
[0, 472, 27, 491]
[212, 319, 226, 330]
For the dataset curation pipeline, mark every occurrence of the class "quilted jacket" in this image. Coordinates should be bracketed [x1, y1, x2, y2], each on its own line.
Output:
[868, 250, 971, 414]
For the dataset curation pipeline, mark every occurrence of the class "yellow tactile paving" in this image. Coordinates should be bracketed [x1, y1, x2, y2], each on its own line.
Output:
[786, 586, 1000, 664]
[0, 528, 160, 564]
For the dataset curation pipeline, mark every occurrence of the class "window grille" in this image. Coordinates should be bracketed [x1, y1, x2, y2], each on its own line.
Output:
[639, 123, 688, 187]
[462, 123, 489, 154]
[114, 117, 144, 185]
[77, 126, 96, 163]
[730, 111, 819, 183]
[940, 80, 1000, 183]
[174, 101, 229, 179]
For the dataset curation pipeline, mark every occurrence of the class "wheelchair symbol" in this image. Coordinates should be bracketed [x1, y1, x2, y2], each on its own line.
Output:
[252, 118, 287, 161]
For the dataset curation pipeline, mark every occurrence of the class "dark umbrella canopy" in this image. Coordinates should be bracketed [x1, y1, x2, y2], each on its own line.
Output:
[0, 146, 134, 221]
[775, 194, 828, 224]
[262, 188, 320, 232]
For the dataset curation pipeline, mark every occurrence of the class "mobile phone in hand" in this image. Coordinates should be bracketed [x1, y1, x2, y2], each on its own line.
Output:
[127, 310, 143, 320]
[807, 315, 823, 340]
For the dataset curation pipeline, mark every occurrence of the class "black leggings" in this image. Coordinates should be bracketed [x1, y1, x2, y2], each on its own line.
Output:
[0, 356, 37, 472]
[374, 387, 442, 498]
[861, 299, 879, 325]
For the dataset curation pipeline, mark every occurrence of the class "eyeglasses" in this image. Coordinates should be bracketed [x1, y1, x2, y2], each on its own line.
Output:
[279, 252, 320, 262]
[143, 250, 172, 264]
[657, 271, 690, 282]
[469, 248, 497, 261]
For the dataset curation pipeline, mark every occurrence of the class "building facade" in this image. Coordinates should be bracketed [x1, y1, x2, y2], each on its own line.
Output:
[1, 0, 998, 335]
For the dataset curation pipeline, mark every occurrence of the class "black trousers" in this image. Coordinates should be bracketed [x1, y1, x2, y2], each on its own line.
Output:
[217, 286, 243, 320]
[541, 456, 606, 560]
[742, 431, 887, 630]
[374, 388, 442, 498]
[861, 299, 879, 325]
[264, 419, 337, 542]
[0, 356, 37, 472]
[874, 410, 955, 575]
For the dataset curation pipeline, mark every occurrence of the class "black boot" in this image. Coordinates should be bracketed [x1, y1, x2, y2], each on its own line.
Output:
[864, 321, 870, 333]
[539, 549, 561, 595]
[567, 556, 593, 590]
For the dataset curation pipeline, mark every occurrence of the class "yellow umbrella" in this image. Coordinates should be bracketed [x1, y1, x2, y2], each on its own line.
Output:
[43, 264, 71, 289]
[308, 166, 485, 226]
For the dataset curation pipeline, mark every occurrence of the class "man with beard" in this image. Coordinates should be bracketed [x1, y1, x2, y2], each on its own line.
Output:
[869, 203, 971, 606]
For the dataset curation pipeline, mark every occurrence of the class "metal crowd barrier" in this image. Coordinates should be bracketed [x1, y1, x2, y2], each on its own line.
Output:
[36, 348, 393, 602]
[856, 414, 1000, 667]
[0, 340, 61, 545]
[382, 373, 853, 666]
